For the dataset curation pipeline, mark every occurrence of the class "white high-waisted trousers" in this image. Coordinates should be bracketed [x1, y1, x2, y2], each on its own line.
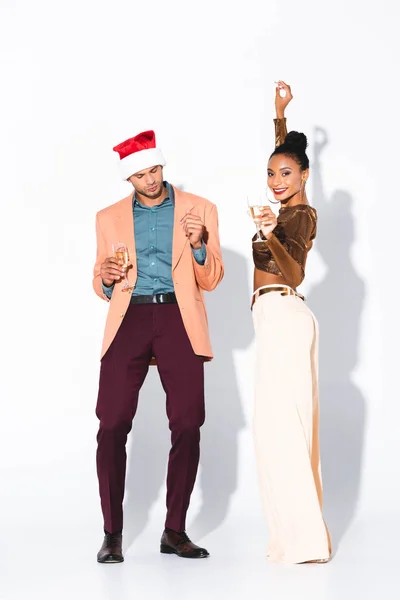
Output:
[252, 286, 331, 564]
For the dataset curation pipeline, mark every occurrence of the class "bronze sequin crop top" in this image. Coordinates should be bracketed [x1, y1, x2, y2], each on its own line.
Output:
[252, 117, 317, 289]
[252, 205, 317, 289]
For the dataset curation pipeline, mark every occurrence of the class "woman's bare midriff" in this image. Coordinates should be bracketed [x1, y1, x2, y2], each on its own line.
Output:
[253, 268, 291, 293]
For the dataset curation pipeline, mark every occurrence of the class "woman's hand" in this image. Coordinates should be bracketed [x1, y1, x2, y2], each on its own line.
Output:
[275, 80, 293, 119]
[256, 206, 277, 239]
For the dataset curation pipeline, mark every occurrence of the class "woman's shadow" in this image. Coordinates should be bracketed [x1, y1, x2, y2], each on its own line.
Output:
[307, 127, 367, 550]
[122, 247, 251, 549]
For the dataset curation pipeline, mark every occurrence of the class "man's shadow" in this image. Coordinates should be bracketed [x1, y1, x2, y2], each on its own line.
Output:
[307, 128, 367, 550]
[190, 249, 251, 538]
[123, 248, 251, 548]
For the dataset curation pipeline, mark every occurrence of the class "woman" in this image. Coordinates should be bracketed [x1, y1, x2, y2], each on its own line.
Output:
[251, 81, 331, 564]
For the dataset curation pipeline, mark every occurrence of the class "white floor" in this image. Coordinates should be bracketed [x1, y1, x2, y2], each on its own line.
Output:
[3, 516, 396, 600]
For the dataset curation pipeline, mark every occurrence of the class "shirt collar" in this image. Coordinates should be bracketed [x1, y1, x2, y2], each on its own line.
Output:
[133, 181, 174, 207]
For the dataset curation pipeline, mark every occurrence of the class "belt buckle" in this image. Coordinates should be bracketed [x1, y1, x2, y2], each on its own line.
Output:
[153, 294, 159, 304]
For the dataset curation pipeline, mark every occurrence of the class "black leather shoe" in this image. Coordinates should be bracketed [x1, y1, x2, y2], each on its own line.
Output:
[97, 532, 124, 563]
[160, 530, 209, 559]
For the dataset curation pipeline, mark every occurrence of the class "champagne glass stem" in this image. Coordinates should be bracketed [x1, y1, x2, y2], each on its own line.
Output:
[122, 268, 129, 288]
[254, 220, 263, 242]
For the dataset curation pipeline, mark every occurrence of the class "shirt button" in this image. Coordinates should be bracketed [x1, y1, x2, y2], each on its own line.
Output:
[151, 261, 155, 266]
[150, 245, 155, 250]
[150, 227, 155, 231]
[154, 278, 158, 282]
[151, 208, 156, 213]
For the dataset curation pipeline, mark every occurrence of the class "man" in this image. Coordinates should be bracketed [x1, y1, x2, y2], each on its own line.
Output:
[93, 130, 224, 563]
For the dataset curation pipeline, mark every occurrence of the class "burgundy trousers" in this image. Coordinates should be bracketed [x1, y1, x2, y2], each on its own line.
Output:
[96, 302, 205, 534]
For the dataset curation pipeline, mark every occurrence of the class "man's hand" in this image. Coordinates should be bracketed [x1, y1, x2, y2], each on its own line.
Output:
[275, 80, 293, 119]
[180, 212, 205, 249]
[100, 257, 126, 287]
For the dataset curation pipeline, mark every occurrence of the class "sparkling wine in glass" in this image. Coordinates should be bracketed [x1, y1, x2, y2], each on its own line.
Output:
[247, 195, 266, 242]
[112, 242, 134, 292]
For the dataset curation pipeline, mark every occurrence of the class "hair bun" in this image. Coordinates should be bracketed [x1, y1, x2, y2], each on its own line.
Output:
[284, 131, 308, 153]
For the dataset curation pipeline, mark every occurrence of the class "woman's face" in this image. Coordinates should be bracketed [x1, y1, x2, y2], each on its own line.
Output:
[267, 154, 308, 204]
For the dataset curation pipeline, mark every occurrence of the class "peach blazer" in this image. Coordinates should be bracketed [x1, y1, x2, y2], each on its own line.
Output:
[93, 186, 224, 361]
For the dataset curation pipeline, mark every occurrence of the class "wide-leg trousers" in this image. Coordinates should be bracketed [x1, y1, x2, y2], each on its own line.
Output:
[252, 289, 331, 564]
[96, 302, 205, 534]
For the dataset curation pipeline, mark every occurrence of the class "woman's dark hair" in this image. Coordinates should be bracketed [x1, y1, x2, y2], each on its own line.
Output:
[270, 131, 309, 170]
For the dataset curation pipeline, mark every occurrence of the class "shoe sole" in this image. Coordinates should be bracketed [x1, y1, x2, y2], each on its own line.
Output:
[160, 544, 209, 558]
[299, 558, 330, 564]
[97, 556, 124, 564]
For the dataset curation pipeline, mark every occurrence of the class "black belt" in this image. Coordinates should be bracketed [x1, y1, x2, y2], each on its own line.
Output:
[130, 292, 177, 305]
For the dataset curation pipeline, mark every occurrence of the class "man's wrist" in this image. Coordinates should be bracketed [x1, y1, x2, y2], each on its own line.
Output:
[102, 280, 114, 288]
[190, 240, 203, 250]
[276, 112, 285, 120]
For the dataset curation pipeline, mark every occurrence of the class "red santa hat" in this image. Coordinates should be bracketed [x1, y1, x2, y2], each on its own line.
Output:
[113, 130, 166, 180]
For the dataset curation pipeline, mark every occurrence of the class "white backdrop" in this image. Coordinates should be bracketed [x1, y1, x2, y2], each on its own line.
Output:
[1, 0, 399, 597]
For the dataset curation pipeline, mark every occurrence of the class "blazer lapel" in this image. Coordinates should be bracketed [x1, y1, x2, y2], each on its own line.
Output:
[115, 194, 137, 283]
[172, 187, 194, 271]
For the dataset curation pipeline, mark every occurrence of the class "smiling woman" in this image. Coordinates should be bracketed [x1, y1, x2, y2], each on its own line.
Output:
[252, 108, 313, 292]
[267, 131, 310, 203]
[252, 127, 316, 292]
[250, 82, 332, 565]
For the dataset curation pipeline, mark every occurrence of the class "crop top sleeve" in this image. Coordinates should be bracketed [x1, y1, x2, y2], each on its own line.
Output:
[274, 118, 288, 148]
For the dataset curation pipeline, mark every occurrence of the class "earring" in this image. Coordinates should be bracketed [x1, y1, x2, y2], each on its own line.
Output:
[266, 187, 280, 204]
[300, 178, 306, 201]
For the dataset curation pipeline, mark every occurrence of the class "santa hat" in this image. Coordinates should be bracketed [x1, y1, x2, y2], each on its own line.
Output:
[113, 130, 166, 180]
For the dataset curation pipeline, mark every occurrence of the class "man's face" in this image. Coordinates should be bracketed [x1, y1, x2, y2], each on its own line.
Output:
[128, 165, 164, 199]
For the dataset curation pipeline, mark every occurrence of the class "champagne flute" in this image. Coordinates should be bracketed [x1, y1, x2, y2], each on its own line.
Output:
[112, 242, 134, 292]
[247, 195, 266, 242]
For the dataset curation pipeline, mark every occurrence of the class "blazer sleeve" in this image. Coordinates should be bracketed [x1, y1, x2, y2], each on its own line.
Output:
[192, 203, 224, 291]
[93, 213, 111, 302]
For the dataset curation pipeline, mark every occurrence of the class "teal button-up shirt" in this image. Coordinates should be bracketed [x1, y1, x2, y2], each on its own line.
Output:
[102, 182, 206, 297]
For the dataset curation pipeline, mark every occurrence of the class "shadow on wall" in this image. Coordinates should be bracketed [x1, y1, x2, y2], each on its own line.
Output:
[123, 248, 251, 548]
[190, 248, 251, 539]
[308, 127, 367, 551]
